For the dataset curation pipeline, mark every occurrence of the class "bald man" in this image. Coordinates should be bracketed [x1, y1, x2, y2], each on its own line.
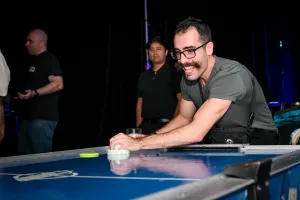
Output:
[15, 29, 63, 154]
[0, 50, 10, 143]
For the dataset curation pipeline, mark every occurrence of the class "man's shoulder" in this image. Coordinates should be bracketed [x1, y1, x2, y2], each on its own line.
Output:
[213, 56, 248, 79]
[137, 68, 152, 83]
[39, 51, 60, 63]
[139, 68, 152, 76]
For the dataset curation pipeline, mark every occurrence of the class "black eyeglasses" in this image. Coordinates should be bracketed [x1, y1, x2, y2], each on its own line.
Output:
[170, 41, 210, 60]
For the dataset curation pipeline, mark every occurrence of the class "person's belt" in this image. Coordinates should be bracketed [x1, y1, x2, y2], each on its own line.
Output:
[143, 118, 170, 124]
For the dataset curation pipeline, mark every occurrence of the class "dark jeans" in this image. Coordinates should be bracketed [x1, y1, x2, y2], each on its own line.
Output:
[17, 120, 57, 154]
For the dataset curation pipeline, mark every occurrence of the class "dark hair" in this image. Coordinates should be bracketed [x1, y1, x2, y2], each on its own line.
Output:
[174, 17, 212, 43]
[146, 36, 167, 50]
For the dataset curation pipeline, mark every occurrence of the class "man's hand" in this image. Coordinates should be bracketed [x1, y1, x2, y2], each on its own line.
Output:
[109, 133, 141, 151]
[15, 90, 36, 100]
[0, 124, 4, 143]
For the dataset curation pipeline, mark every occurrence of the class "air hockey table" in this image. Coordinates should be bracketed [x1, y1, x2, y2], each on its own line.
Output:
[1, 144, 300, 200]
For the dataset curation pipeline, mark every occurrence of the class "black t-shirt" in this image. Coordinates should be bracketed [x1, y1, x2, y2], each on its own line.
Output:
[21, 51, 62, 121]
[137, 63, 182, 120]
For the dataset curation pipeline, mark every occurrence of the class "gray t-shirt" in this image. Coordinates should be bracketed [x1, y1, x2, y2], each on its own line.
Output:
[181, 55, 277, 131]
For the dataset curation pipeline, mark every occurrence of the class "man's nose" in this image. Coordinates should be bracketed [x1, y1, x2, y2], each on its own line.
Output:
[179, 53, 189, 63]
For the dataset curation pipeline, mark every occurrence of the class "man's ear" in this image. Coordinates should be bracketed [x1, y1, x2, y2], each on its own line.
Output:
[205, 41, 214, 56]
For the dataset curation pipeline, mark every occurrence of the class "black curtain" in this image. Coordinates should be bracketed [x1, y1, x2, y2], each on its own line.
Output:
[146, 2, 299, 103]
[0, 3, 146, 152]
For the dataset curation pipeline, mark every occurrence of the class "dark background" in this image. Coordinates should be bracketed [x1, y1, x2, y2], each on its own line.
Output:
[0, 2, 299, 154]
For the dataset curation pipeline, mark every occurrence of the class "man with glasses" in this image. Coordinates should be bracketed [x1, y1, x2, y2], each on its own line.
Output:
[109, 17, 278, 151]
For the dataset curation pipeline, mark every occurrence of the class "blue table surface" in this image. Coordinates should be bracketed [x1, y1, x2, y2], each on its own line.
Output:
[0, 149, 280, 200]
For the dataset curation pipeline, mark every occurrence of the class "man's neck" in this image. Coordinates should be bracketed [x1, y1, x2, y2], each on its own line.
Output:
[36, 48, 47, 55]
[200, 55, 215, 86]
[152, 62, 165, 71]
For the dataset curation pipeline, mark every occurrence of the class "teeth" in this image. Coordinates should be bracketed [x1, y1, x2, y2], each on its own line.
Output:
[184, 66, 194, 70]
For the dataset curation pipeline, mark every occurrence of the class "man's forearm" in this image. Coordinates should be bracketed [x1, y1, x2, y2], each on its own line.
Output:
[135, 98, 231, 150]
[156, 114, 191, 134]
[138, 121, 202, 149]
[36, 82, 62, 96]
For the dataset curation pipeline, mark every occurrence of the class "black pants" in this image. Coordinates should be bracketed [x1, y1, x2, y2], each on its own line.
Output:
[202, 127, 279, 145]
[139, 121, 168, 135]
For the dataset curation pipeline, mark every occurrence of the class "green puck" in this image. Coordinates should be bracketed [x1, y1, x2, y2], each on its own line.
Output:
[79, 152, 99, 158]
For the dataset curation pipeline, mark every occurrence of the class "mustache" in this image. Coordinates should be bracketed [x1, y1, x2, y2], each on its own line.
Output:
[175, 62, 201, 70]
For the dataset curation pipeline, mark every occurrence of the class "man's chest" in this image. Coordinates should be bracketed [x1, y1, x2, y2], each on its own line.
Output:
[142, 73, 173, 93]
[26, 64, 48, 83]
[187, 83, 210, 108]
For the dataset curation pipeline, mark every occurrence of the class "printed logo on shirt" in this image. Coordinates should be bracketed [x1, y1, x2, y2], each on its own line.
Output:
[225, 139, 233, 144]
[29, 66, 35, 72]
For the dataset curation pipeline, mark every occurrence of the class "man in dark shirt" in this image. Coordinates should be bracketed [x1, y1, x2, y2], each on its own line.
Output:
[136, 36, 182, 134]
[15, 29, 63, 154]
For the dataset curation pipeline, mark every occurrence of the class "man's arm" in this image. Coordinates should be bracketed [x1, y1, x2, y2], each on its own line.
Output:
[171, 68, 182, 118]
[173, 93, 181, 117]
[17, 57, 63, 99]
[136, 74, 144, 127]
[138, 98, 231, 149]
[156, 98, 196, 134]
[136, 97, 143, 127]
[17, 75, 63, 99]
[37, 56, 63, 96]
[35, 75, 63, 96]
[138, 70, 246, 149]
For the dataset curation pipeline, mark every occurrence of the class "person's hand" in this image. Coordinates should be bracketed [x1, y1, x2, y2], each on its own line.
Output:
[0, 124, 4, 143]
[109, 133, 141, 151]
[14, 90, 36, 100]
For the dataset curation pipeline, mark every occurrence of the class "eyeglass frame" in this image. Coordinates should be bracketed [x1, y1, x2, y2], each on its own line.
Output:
[170, 40, 210, 60]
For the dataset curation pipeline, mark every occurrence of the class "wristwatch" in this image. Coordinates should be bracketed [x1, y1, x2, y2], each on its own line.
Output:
[33, 89, 39, 96]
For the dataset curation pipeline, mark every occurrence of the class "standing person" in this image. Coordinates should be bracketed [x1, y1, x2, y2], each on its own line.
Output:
[15, 29, 63, 154]
[109, 17, 278, 150]
[0, 50, 10, 143]
[136, 36, 182, 134]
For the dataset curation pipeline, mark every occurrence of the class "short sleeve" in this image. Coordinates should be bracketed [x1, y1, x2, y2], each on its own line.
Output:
[170, 68, 182, 94]
[0, 51, 10, 97]
[47, 56, 62, 77]
[209, 73, 246, 102]
[180, 76, 192, 101]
